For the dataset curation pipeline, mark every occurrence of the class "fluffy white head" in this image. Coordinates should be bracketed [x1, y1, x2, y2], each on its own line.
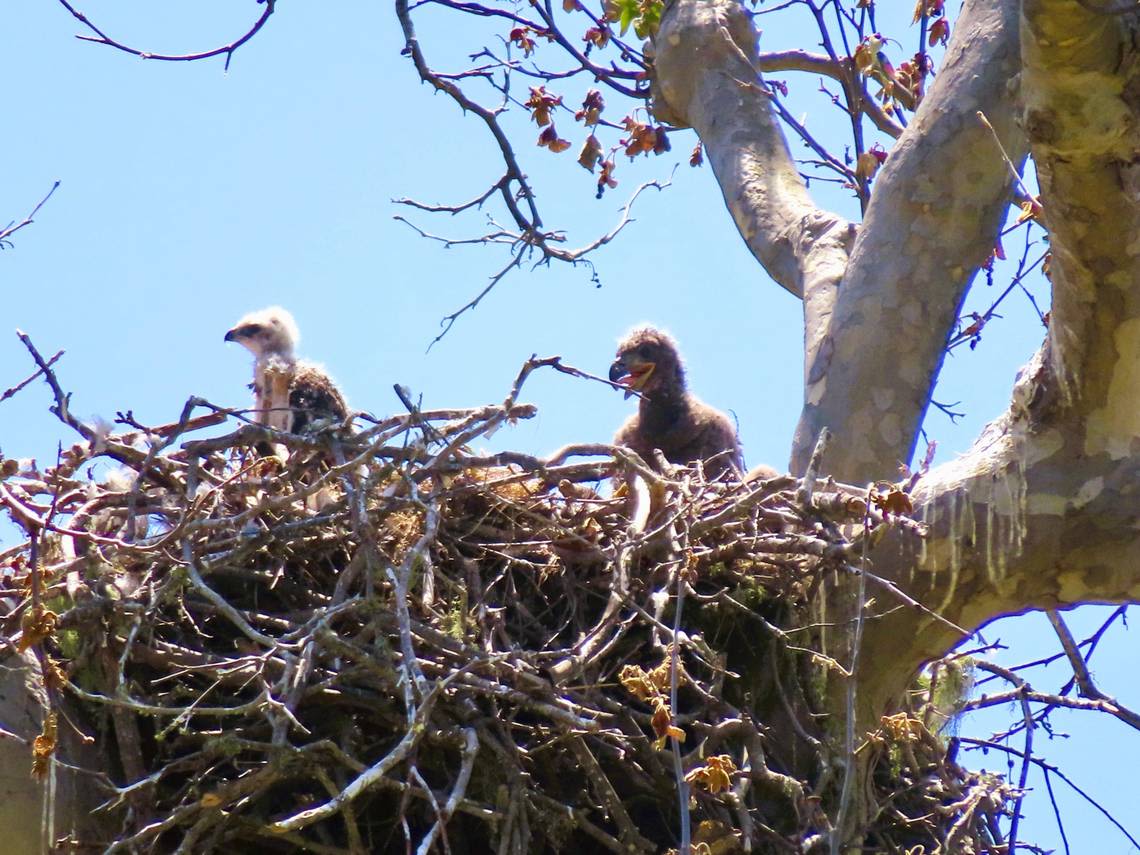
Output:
[224, 306, 301, 360]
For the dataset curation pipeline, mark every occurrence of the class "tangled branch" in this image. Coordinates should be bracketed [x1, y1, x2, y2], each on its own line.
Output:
[0, 335, 1015, 853]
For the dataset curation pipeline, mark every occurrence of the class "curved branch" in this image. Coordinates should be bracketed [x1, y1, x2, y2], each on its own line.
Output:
[397, 0, 543, 234]
[791, 0, 1027, 480]
[56, 0, 275, 71]
[651, 0, 853, 300]
[755, 49, 839, 77]
[0, 182, 60, 250]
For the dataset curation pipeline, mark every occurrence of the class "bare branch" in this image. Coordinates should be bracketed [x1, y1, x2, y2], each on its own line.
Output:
[56, 0, 276, 71]
[0, 181, 60, 249]
[0, 349, 64, 405]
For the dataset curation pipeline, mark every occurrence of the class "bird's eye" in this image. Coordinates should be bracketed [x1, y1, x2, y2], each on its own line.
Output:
[243, 324, 264, 336]
[637, 345, 652, 359]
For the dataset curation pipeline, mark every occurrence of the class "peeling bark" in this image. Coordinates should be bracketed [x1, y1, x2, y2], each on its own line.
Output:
[857, 351, 1140, 725]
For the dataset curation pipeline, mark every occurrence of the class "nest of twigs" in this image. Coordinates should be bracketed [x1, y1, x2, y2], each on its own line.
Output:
[0, 354, 1011, 854]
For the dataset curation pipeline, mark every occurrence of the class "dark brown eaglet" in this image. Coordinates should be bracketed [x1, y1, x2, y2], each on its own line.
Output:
[608, 326, 743, 479]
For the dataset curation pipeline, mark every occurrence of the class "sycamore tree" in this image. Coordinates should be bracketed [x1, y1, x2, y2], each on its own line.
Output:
[392, 0, 1140, 832]
[12, 0, 1140, 851]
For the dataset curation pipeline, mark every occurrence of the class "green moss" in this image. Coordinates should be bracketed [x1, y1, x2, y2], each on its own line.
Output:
[442, 586, 471, 641]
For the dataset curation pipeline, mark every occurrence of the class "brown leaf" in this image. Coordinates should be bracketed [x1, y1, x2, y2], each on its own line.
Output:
[575, 89, 606, 125]
[510, 27, 537, 57]
[619, 664, 658, 700]
[689, 143, 704, 167]
[1015, 197, 1043, 224]
[577, 134, 603, 171]
[18, 604, 58, 653]
[596, 159, 618, 198]
[650, 699, 685, 748]
[31, 713, 57, 782]
[645, 655, 677, 693]
[855, 151, 881, 181]
[685, 754, 737, 794]
[538, 124, 572, 153]
[872, 488, 914, 517]
[43, 656, 68, 691]
[525, 86, 563, 127]
[651, 699, 672, 737]
[929, 18, 950, 46]
[583, 26, 611, 51]
[693, 820, 741, 855]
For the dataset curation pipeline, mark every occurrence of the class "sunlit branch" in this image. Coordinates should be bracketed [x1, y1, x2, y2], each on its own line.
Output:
[0, 181, 60, 250]
[756, 49, 839, 76]
[396, 0, 544, 235]
[419, 174, 671, 346]
[55, 0, 276, 71]
[394, 177, 506, 216]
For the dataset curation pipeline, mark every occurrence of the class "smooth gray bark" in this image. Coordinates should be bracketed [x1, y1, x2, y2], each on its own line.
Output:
[656, 0, 1140, 736]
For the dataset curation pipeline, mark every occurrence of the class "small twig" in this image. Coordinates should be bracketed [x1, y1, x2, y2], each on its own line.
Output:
[0, 181, 59, 249]
[831, 483, 871, 854]
[1043, 765, 1072, 855]
[797, 427, 830, 507]
[414, 727, 478, 855]
[857, 567, 971, 638]
[1046, 609, 1103, 700]
[0, 351, 63, 406]
[977, 111, 1036, 203]
[958, 738, 1140, 850]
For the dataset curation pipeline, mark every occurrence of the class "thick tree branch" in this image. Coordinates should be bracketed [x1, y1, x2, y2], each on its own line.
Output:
[652, 0, 854, 300]
[851, 351, 1140, 725]
[1020, 1, 1140, 429]
[791, 0, 1027, 480]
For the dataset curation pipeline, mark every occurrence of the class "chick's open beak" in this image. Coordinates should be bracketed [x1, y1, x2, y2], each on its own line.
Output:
[609, 357, 654, 400]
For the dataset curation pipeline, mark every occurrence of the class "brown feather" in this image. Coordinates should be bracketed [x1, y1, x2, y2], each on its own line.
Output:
[289, 362, 348, 433]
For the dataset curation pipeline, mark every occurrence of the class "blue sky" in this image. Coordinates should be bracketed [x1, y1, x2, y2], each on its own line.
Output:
[2, 1, 1136, 850]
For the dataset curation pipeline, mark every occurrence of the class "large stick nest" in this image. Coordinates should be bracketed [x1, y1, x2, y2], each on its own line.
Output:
[0, 357, 1010, 854]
